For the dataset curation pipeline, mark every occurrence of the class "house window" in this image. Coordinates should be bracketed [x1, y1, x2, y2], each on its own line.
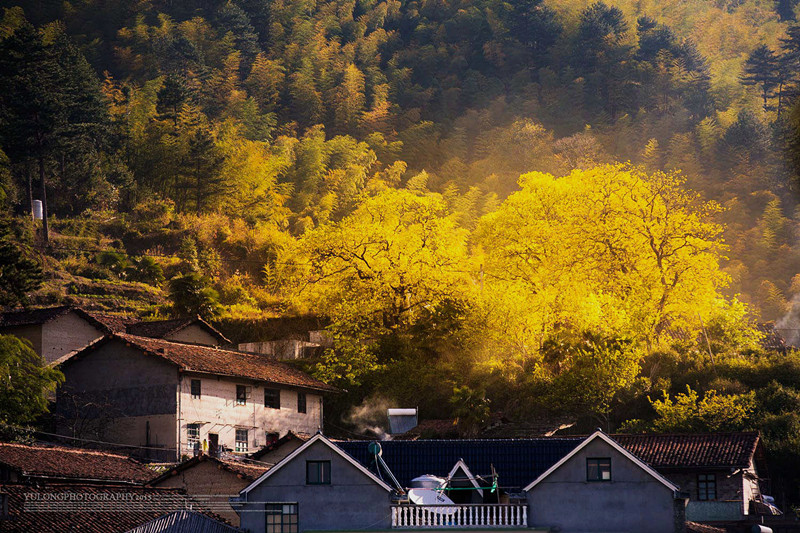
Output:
[265, 388, 281, 409]
[187, 424, 200, 451]
[698, 474, 717, 500]
[190, 379, 201, 399]
[306, 460, 331, 485]
[235, 429, 249, 453]
[297, 392, 307, 414]
[587, 458, 611, 482]
[265, 503, 298, 533]
[236, 385, 247, 405]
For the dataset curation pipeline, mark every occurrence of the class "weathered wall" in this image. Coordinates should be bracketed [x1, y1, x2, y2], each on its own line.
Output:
[527, 439, 680, 533]
[238, 439, 391, 532]
[42, 312, 105, 363]
[664, 466, 755, 521]
[178, 374, 322, 457]
[165, 325, 220, 347]
[151, 460, 249, 525]
[57, 340, 179, 459]
[1, 324, 43, 359]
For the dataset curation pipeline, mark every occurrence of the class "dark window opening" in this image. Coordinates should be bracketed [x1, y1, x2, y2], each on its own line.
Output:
[587, 458, 611, 482]
[306, 460, 331, 485]
[190, 379, 201, 399]
[236, 385, 247, 405]
[297, 392, 307, 414]
[698, 474, 717, 501]
[265, 388, 281, 409]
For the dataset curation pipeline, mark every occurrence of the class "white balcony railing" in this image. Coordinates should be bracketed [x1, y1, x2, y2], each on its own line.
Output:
[391, 504, 528, 528]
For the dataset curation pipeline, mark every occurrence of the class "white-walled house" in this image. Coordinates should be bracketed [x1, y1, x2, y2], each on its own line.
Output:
[55, 333, 338, 461]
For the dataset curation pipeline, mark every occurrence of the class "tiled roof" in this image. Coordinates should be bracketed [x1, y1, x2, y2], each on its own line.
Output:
[686, 521, 725, 533]
[757, 322, 789, 353]
[339, 432, 762, 490]
[338, 438, 582, 490]
[248, 431, 312, 460]
[613, 432, 760, 469]
[126, 317, 231, 345]
[147, 455, 270, 486]
[0, 484, 186, 533]
[391, 419, 460, 440]
[0, 442, 155, 484]
[0, 306, 115, 332]
[125, 510, 241, 533]
[87, 313, 138, 333]
[66, 333, 339, 393]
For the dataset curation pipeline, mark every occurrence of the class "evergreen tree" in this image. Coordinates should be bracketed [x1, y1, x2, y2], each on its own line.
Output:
[741, 45, 780, 111]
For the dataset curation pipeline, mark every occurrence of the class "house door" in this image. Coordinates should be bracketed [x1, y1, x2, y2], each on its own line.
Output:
[209, 433, 219, 457]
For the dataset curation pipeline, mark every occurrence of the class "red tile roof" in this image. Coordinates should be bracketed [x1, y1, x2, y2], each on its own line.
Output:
[66, 333, 339, 393]
[686, 521, 725, 533]
[147, 454, 270, 486]
[0, 484, 200, 533]
[613, 432, 760, 469]
[0, 443, 155, 484]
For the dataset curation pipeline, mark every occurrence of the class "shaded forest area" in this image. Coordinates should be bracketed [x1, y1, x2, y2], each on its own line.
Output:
[3, 0, 800, 506]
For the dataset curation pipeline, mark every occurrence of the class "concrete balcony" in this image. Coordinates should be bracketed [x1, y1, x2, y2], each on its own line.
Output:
[391, 504, 528, 528]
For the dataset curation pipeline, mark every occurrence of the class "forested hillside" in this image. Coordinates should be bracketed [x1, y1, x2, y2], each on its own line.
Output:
[2, 0, 800, 502]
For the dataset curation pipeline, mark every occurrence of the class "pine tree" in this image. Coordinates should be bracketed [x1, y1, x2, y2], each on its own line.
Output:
[741, 45, 780, 112]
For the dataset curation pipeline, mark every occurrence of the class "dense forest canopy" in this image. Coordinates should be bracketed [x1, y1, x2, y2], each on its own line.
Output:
[2, 0, 800, 503]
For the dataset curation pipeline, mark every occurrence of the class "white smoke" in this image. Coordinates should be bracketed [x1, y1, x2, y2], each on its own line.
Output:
[776, 293, 800, 348]
[343, 395, 392, 440]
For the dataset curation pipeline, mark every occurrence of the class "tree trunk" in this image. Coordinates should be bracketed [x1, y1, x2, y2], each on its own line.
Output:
[38, 156, 49, 245]
[26, 161, 33, 222]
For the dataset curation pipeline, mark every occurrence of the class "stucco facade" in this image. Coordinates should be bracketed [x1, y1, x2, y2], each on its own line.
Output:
[178, 374, 322, 458]
[526, 437, 686, 533]
[237, 438, 393, 533]
[57, 337, 328, 461]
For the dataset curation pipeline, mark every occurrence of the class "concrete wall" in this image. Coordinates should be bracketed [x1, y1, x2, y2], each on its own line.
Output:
[238, 439, 391, 532]
[42, 312, 106, 363]
[178, 374, 322, 458]
[527, 439, 681, 533]
[165, 325, 221, 347]
[56, 339, 179, 459]
[664, 460, 760, 521]
[151, 460, 250, 526]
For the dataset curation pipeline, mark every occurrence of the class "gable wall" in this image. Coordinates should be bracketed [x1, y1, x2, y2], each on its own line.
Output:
[150, 460, 250, 525]
[56, 340, 179, 460]
[165, 325, 221, 347]
[239, 439, 391, 532]
[41, 312, 105, 363]
[527, 438, 681, 533]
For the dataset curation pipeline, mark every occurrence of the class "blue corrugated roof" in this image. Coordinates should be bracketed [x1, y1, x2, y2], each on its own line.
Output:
[338, 438, 582, 491]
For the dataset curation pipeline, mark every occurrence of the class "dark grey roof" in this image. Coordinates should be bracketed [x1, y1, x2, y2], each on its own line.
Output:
[125, 510, 241, 533]
[126, 317, 231, 345]
[338, 439, 582, 491]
